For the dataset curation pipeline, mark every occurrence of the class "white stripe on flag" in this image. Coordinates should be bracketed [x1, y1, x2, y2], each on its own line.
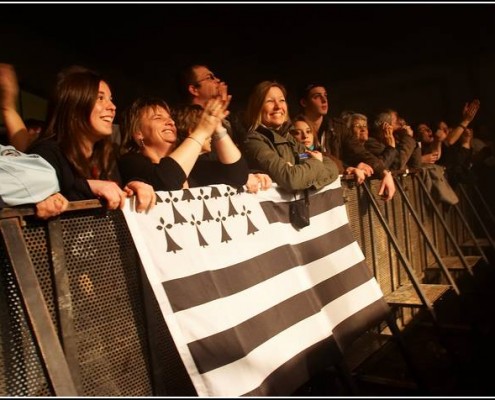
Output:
[198, 279, 385, 396]
[173, 241, 366, 342]
[122, 177, 389, 396]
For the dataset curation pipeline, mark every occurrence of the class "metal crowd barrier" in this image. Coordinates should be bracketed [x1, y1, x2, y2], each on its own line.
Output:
[0, 170, 489, 396]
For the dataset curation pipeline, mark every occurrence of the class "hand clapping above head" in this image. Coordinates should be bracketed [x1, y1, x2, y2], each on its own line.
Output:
[198, 94, 232, 135]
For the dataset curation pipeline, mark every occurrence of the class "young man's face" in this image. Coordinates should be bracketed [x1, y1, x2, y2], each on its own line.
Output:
[302, 86, 329, 116]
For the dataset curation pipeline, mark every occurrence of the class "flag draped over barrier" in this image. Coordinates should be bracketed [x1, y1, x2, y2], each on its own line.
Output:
[122, 177, 390, 396]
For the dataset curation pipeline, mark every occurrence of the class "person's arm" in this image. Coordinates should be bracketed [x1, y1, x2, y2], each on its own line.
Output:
[395, 132, 419, 171]
[244, 173, 272, 193]
[0, 64, 30, 151]
[445, 99, 480, 146]
[341, 129, 386, 178]
[169, 96, 229, 175]
[211, 124, 242, 164]
[243, 132, 338, 191]
[345, 166, 367, 184]
[378, 169, 395, 201]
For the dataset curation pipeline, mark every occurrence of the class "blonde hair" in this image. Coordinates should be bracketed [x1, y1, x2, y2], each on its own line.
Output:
[244, 81, 289, 132]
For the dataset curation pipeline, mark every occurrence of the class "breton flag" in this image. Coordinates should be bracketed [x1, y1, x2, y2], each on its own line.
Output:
[122, 177, 390, 396]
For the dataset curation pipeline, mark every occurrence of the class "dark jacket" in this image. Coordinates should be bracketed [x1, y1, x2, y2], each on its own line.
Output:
[318, 116, 387, 177]
[394, 130, 422, 170]
[365, 131, 421, 171]
[242, 122, 339, 192]
[28, 138, 105, 201]
[364, 137, 398, 170]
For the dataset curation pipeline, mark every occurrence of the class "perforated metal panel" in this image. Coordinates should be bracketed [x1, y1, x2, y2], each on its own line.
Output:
[58, 209, 152, 396]
[2, 175, 483, 395]
[0, 227, 52, 396]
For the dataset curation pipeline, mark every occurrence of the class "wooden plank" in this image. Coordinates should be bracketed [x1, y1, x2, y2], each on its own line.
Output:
[427, 256, 482, 271]
[385, 284, 451, 307]
[461, 238, 491, 248]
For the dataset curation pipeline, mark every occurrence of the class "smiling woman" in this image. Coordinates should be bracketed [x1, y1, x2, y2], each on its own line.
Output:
[27, 65, 156, 213]
[117, 93, 250, 192]
[241, 80, 339, 192]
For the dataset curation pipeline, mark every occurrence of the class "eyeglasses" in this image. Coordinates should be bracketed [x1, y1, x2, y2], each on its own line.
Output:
[352, 124, 367, 129]
[195, 73, 217, 84]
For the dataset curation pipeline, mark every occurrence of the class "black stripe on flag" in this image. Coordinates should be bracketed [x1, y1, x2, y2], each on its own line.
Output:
[260, 185, 344, 224]
[163, 223, 355, 312]
[188, 261, 373, 374]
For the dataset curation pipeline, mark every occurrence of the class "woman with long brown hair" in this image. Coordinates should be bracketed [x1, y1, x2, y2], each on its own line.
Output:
[29, 66, 155, 212]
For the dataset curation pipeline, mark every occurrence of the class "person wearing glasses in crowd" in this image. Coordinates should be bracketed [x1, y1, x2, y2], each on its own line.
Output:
[118, 93, 250, 192]
[175, 63, 272, 192]
[297, 82, 395, 200]
[241, 80, 339, 192]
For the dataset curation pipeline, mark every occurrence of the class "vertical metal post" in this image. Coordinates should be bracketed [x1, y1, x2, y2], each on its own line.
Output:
[0, 218, 79, 396]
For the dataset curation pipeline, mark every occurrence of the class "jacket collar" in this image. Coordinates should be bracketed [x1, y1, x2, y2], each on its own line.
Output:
[257, 122, 292, 144]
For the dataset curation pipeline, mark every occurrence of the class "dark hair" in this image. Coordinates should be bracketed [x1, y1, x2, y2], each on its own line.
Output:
[177, 64, 207, 103]
[43, 66, 117, 180]
[297, 82, 327, 101]
[120, 96, 171, 154]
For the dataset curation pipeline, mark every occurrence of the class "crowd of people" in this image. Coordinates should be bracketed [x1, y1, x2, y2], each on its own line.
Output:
[1, 62, 493, 219]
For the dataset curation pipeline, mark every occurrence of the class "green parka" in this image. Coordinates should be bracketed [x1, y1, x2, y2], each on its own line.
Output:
[242, 123, 339, 192]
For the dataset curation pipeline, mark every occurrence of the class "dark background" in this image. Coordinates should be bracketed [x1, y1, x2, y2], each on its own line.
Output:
[2, 2, 495, 127]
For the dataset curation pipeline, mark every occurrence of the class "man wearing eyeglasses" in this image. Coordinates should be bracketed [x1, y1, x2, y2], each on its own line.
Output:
[181, 65, 222, 107]
[177, 64, 246, 146]
[176, 64, 272, 193]
[298, 83, 395, 201]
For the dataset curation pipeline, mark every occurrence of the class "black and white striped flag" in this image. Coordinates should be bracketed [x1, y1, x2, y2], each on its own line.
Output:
[123, 177, 390, 396]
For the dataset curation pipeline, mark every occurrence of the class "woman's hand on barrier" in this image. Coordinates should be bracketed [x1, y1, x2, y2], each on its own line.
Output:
[422, 152, 438, 164]
[88, 179, 127, 210]
[245, 173, 272, 193]
[124, 181, 156, 213]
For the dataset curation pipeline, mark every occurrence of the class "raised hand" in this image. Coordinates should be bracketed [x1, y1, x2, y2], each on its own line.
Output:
[462, 99, 480, 124]
[0, 63, 19, 108]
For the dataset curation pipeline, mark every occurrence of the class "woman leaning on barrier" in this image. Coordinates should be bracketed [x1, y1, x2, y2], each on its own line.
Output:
[27, 66, 156, 213]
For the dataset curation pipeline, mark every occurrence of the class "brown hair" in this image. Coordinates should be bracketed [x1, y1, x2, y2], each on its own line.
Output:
[291, 114, 321, 149]
[120, 96, 171, 154]
[43, 67, 116, 180]
[172, 104, 204, 145]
